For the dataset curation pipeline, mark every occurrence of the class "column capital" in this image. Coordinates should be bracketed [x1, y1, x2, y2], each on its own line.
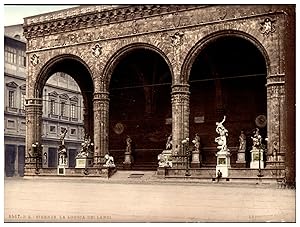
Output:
[171, 83, 190, 95]
[93, 92, 110, 102]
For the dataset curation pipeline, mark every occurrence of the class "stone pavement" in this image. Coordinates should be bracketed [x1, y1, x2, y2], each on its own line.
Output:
[4, 171, 296, 223]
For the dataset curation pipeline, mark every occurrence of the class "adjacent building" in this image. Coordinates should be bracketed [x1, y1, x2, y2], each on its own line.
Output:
[4, 24, 84, 177]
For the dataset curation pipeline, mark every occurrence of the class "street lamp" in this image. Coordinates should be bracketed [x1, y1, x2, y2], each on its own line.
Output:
[182, 138, 191, 177]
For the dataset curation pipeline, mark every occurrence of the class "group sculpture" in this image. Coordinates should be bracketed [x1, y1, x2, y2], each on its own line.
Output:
[58, 128, 68, 166]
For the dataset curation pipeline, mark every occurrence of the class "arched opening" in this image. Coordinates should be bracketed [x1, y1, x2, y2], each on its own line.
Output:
[188, 35, 267, 167]
[109, 48, 172, 169]
[35, 55, 94, 168]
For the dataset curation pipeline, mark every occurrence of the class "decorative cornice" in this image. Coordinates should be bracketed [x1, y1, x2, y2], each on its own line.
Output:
[23, 5, 203, 39]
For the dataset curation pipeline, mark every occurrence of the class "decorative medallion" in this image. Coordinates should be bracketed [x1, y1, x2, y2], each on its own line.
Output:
[114, 122, 124, 135]
[255, 115, 267, 128]
[217, 8, 227, 20]
[260, 18, 276, 36]
[170, 31, 184, 47]
[30, 54, 39, 66]
[92, 44, 102, 58]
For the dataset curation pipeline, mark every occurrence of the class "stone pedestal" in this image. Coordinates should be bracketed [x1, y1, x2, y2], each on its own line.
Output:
[216, 149, 231, 177]
[57, 164, 67, 175]
[250, 148, 264, 169]
[123, 152, 133, 169]
[191, 150, 201, 168]
[236, 150, 246, 168]
[75, 157, 93, 168]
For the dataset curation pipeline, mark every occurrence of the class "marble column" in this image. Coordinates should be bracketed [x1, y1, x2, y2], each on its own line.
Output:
[25, 98, 43, 175]
[171, 84, 190, 168]
[266, 74, 286, 168]
[93, 92, 109, 166]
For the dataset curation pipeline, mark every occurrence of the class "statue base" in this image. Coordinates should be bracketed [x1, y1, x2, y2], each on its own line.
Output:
[75, 157, 93, 168]
[216, 150, 231, 177]
[57, 164, 67, 175]
[250, 149, 264, 169]
[191, 150, 201, 168]
[235, 150, 246, 168]
[123, 152, 133, 169]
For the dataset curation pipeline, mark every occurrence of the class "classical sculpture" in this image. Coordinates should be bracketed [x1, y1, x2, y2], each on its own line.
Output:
[215, 116, 228, 152]
[59, 128, 68, 146]
[238, 131, 246, 151]
[58, 145, 67, 165]
[126, 135, 132, 154]
[251, 128, 262, 150]
[76, 134, 93, 158]
[103, 154, 115, 167]
[192, 133, 201, 152]
[166, 134, 172, 150]
[158, 151, 172, 168]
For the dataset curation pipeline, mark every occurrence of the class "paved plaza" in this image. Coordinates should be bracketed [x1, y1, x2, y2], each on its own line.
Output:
[4, 172, 296, 223]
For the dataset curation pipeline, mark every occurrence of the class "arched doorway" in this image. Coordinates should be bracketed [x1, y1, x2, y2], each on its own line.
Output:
[109, 48, 172, 169]
[188, 35, 267, 167]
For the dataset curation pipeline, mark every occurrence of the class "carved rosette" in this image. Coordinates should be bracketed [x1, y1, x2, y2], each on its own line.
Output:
[260, 18, 276, 37]
[30, 54, 40, 66]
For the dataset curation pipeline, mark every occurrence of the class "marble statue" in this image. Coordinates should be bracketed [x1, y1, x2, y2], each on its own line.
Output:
[158, 151, 172, 168]
[238, 131, 246, 151]
[59, 128, 68, 146]
[58, 144, 67, 165]
[103, 154, 115, 167]
[215, 116, 228, 152]
[76, 134, 93, 158]
[166, 134, 172, 150]
[251, 128, 262, 150]
[126, 135, 132, 154]
[192, 133, 201, 152]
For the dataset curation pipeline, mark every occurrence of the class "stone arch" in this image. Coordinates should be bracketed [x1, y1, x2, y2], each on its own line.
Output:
[34, 53, 94, 98]
[33, 53, 95, 139]
[181, 30, 271, 83]
[102, 42, 175, 87]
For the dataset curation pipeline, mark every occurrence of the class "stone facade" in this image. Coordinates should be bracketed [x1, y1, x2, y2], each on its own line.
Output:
[23, 5, 295, 178]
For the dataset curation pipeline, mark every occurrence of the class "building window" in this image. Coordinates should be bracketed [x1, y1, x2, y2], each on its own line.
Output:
[49, 125, 56, 133]
[20, 122, 26, 131]
[7, 120, 16, 129]
[50, 99, 56, 115]
[8, 90, 15, 108]
[70, 128, 76, 135]
[5, 46, 17, 64]
[70, 103, 77, 119]
[20, 92, 26, 110]
[18, 50, 26, 67]
[60, 101, 66, 117]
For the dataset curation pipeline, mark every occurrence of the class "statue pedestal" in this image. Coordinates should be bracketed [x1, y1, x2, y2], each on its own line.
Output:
[236, 150, 246, 168]
[191, 150, 201, 168]
[75, 157, 93, 168]
[123, 152, 133, 169]
[216, 149, 231, 177]
[57, 164, 67, 175]
[250, 148, 264, 169]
